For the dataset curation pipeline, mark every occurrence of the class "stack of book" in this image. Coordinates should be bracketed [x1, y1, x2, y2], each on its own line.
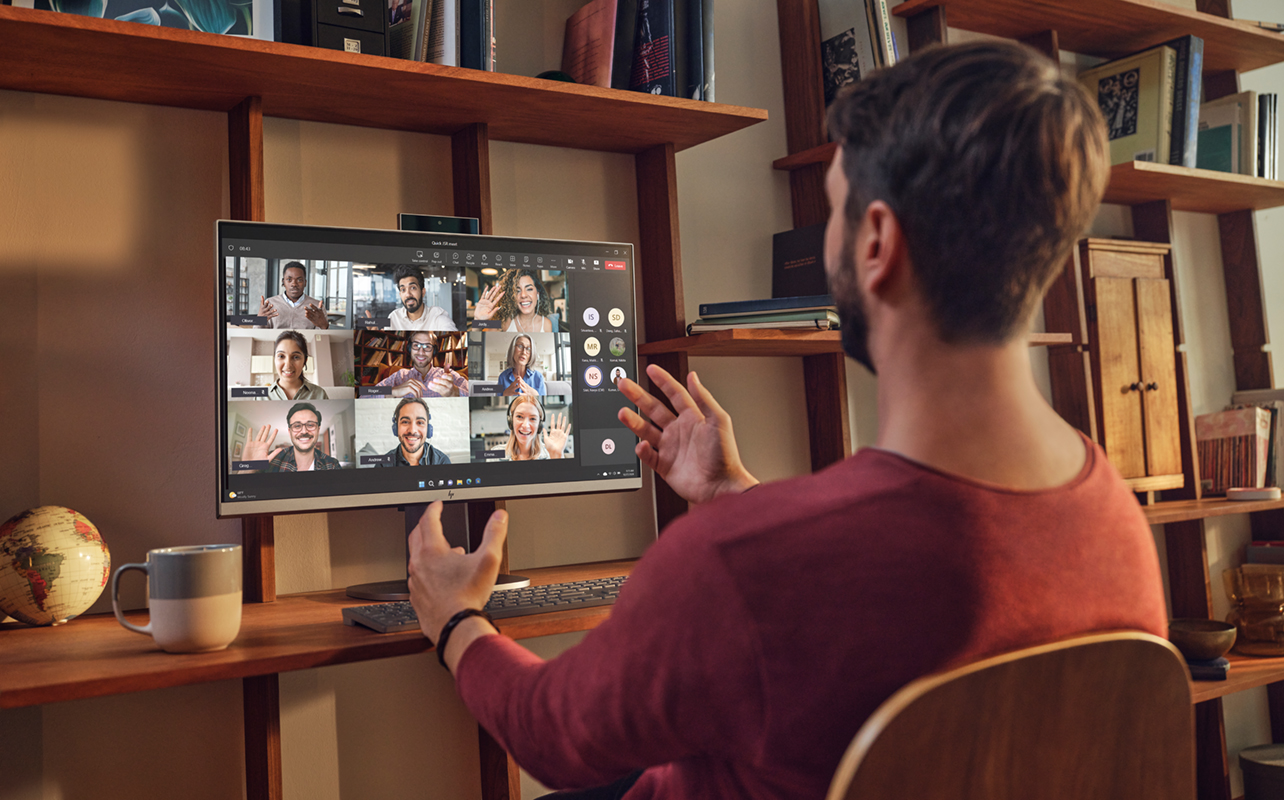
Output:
[687, 294, 838, 334]
[1195, 406, 1273, 494]
[816, 0, 899, 106]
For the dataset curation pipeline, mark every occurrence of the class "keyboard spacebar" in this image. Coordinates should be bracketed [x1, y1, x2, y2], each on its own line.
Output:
[488, 595, 616, 619]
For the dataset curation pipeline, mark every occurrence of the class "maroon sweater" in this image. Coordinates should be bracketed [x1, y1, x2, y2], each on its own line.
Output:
[457, 441, 1167, 799]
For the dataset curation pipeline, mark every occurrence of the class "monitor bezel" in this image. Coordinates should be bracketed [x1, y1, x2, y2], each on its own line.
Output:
[215, 220, 643, 519]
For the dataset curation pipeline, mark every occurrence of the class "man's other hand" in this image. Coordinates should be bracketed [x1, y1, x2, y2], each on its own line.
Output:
[617, 365, 759, 505]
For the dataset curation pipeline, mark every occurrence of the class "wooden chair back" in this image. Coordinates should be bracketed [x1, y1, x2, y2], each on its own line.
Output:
[826, 631, 1194, 800]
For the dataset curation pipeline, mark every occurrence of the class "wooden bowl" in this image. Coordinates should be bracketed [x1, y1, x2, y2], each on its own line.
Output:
[1168, 619, 1237, 661]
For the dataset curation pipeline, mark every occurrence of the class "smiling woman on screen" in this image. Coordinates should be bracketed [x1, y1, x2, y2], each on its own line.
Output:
[504, 395, 569, 461]
[474, 269, 559, 333]
[268, 330, 328, 401]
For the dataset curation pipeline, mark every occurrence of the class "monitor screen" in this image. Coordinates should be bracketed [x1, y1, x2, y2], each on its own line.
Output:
[217, 221, 642, 517]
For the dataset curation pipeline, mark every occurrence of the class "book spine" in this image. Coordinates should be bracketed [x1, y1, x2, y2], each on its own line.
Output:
[701, 0, 713, 101]
[699, 293, 835, 316]
[1159, 46, 1176, 165]
[875, 0, 896, 66]
[460, 0, 483, 70]
[612, 0, 640, 90]
[1181, 38, 1203, 168]
[1167, 37, 1189, 166]
[629, 0, 676, 96]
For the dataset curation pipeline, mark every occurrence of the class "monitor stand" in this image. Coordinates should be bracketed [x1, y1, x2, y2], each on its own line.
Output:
[346, 502, 529, 601]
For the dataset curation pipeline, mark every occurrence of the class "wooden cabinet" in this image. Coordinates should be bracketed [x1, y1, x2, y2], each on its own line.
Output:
[1048, 239, 1185, 491]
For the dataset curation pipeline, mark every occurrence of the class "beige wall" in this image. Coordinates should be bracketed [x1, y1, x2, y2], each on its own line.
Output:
[3, 0, 1284, 797]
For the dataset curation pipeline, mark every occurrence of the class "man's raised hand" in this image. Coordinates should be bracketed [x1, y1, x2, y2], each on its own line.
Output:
[617, 365, 758, 505]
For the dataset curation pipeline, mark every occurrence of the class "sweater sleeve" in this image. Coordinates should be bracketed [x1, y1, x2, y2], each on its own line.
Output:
[455, 529, 767, 791]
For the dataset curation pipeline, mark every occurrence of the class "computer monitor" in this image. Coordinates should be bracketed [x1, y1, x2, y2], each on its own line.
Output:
[216, 221, 642, 521]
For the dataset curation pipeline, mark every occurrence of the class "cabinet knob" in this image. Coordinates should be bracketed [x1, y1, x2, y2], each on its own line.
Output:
[1145, 382, 1159, 391]
[1128, 382, 1142, 392]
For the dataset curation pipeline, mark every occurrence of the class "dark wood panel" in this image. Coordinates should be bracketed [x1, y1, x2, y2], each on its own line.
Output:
[635, 144, 686, 343]
[1269, 682, 1284, 743]
[803, 353, 851, 471]
[242, 516, 276, 603]
[1203, 70, 1240, 103]
[790, 163, 828, 229]
[0, 6, 765, 154]
[1165, 519, 1213, 619]
[228, 95, 265, 222]
[1018, 29, 1060, 61]
[244, 674, 283, 800]
[893, 0, 1284, 73]
[0, 560, 635, 709]
[1218, 209, 1274, 391]
[1195, 699, 1232, 800]
[452, 123, 493, 235]
[479, 725, 521, 800]
[906, 5, 947, 52]
[773, 141, 837, 172]
[774, 0, 827, 155]
[1252, 508, 1284, 540]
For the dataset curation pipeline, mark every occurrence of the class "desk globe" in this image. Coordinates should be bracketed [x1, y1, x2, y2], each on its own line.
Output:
[0, 506, 110, 626]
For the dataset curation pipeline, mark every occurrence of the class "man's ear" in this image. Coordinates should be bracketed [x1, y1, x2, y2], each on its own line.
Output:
[857, 200, 908, 300]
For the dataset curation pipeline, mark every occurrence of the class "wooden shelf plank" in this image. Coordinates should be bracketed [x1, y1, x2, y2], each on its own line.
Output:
[893, 0, 1284, 74]
[1191, 654, 1284, 704]
[773, 142, 838, 172]
[0, 559, 634, 710]
[638, 329, 1071, 357]
[0, 6, 765, 154]
[1105, 162, 1284, 213]
[1144, 497, 1284, 525]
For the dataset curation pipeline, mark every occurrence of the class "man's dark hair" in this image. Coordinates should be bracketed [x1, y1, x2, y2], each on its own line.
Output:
[282, 261, 307, 278]
[393, 265, 424, 290]
[394, 397, 430, 427]
[827, 41, 1109, 343]
[286, 402, 321, 427]
[274, 330, 309, 360]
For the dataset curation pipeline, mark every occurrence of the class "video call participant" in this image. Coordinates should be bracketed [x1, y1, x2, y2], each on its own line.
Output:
[503, 395, 568, 461]
[259, 262, 330, 330]
[268, 331, 328, 401]
[378, 397, 451, 466]
[496, 334, 546, 397]
[473, 268, 558, 333]
[388, 265, 457, 331]
[406, 42, 1168, 800]
[374, 332, 468, 398]
[245, 402, 342, 472]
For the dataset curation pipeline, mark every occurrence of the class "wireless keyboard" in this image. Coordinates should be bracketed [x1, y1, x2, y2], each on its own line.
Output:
[342, 574, 627, 634]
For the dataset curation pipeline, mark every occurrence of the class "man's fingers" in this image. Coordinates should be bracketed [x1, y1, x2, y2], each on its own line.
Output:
[617, 377, 676, 429]
[636, 441, 659, 472]
[646, 364, 700, 417]
[476, 510, 509, 573]
[619, 408, 662, 450]
[687, 371, 729, 422]
[410, 501, 449, 552]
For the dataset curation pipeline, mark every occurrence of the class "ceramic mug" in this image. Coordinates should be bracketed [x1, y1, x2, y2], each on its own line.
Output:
[111, 544, 242, 653]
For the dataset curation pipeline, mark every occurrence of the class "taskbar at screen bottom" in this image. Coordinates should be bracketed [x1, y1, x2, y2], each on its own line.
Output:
[218, 469, 641, 517]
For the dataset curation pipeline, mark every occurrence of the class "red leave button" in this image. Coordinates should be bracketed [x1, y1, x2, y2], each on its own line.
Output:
[605, 261, 627, 270]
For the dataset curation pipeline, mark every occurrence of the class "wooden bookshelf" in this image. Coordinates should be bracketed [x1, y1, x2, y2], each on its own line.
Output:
[0, 6, 765, 155]
[893, 0, 1284, 73]
[0, 559, 634, 710]
[1191, 654, 1284, 704]
[1104, 162, 1284, 213]
[639, 329, 1072, 358]
[773, 142, 838, 172]
[1143, 496, 1284, 525]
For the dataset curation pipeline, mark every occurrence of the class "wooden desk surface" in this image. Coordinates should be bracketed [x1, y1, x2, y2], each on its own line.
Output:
[0, 559, 634, 710]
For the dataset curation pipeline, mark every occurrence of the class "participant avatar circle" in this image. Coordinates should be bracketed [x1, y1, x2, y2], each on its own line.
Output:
[609, 337, 626, 356]
[601, 438, 616, 455]
[610, 367, 627, 385]
[584, 336, 601, 356]
[607, 308, 625, 327]
[583, 307, 601, 326]
[584, 365, 604, 388]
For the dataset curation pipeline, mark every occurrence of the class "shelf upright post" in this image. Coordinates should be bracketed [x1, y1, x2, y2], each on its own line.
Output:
[452, 120, 521, 800]
[228, 94, 284, 800]
[775, 0, 851, 471]
[636, 142, 690, 533]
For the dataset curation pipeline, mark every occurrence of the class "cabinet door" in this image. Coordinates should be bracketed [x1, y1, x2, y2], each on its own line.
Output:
[1092, 276, 1147, 478]
[1136, 277, 1183, 477]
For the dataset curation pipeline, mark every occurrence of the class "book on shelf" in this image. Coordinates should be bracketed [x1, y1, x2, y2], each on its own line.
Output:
[1196, 406, 1272, 494]
[619, 0, 711, 99]
[629, 0, 675, 95]
[1079, 44, 1177, 165]
[1260, 93, 1278, 180]
[1231, 389, 1284, 487]
[1163, 35, 1203, 169]
[460, 0, 493, 71]
[1196, 91, 1274, 177]
[817, 0, 879, 106]
[687, 309, 839, 334]
[426, 0, 458, 65]
[19, 0, 273, 38]
[562, 0, 617, 87]
[868, 0, 897, 69]
[772, 223, 827, 299]
[699, 293, 835, 319]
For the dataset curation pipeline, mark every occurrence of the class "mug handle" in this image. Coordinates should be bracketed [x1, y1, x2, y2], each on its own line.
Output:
[111, 563, 152, 636]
